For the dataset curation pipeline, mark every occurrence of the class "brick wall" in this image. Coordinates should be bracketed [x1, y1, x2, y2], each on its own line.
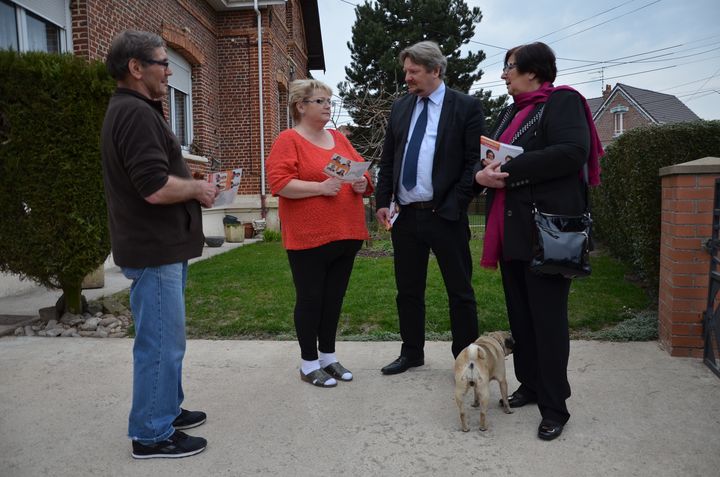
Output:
[595, 93, 653, 147]
[658, 158, 720, 357]
[73, 0, 310, 194]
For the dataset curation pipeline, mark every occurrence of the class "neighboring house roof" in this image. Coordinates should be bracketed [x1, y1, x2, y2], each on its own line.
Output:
[591, 83, 701, 124]
[587, 97, 604, 117]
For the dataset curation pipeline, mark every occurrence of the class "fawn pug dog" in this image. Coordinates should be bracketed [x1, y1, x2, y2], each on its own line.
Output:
[453, 331, 514, 432]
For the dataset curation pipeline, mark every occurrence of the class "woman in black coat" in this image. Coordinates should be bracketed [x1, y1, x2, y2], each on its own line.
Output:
[475, 42, 602, 441]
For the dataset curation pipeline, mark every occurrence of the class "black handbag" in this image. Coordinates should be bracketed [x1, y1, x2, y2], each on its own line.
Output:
[529, 169, 592, 279]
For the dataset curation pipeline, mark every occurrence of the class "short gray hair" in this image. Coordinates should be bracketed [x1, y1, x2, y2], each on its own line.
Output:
[398, 41, 447, 78]
[106, 30, 165, 81]
[288, 79, 332, 123]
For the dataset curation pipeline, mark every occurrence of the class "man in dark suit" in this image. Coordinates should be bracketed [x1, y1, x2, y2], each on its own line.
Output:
[376, 41, 485, 374]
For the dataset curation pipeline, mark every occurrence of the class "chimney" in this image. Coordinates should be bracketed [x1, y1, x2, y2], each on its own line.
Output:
[602, 84, 612, 99]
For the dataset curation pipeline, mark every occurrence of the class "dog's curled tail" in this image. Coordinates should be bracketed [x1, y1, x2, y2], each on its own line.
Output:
[463, 344, 484, 386]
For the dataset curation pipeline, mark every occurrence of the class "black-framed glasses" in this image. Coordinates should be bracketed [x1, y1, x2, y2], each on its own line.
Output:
[502, 62, 517, 73]
[303, 98, 336, 107]
[143, 59, 170, 69]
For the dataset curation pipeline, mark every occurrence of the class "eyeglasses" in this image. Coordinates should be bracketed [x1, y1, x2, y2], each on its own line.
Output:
[303, 98, 336, 107]
[502, 62, 518, 73]
[143, 59, 170, 69]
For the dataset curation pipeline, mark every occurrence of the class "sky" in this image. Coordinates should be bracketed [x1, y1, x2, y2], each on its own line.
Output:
[314, 0, 720, 125]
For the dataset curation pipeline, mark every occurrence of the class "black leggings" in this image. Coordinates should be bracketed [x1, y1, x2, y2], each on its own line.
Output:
[286, 239, 363, 361]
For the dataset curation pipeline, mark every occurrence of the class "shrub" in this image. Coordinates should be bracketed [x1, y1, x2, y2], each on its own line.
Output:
[0, 51, 115, 313]
[592, 121, 720, 297]
[588, 309, 658, 341]
[262, 229, 282, 242]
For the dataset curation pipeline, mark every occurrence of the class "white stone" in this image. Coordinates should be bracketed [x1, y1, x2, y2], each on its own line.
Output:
[61, 328, 76, 337]
[14, 327, 23, 336]
[45, 328, 62, 337]
[94, 329, 109, 338]
[24, 326, 35, 336]
[79, 317, 101, 331]
[99, 317, 119, 327]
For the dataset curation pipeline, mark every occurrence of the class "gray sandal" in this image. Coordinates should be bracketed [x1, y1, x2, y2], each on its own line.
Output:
[323, 362, 353, 382]
[300, 368, 337, 388]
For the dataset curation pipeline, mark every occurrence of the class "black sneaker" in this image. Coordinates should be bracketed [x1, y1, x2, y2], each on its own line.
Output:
[131, 430, 207, 459]
[172, 408, 207, 430]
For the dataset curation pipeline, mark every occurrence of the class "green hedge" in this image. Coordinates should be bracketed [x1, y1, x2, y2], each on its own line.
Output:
[592, 121, 720, 297]
[0, 51, 115, 313]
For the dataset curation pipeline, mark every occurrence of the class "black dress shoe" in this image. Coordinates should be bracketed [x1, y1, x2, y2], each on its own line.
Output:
[381, 356, 424, 375]
[501, 390, 537, 408]
[538, 420, 564, 441]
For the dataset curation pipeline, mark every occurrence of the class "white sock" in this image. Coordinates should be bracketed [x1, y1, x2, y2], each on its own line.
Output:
[318, 352, 337, 368]
[301, 359, 320, 376]
[319, 352, 352, 380]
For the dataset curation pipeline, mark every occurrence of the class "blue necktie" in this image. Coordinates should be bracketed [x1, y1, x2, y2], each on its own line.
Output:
[402, 97, 429, 190]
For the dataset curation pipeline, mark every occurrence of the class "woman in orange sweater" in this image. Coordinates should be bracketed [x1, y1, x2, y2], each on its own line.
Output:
[266, 79, 373, 388]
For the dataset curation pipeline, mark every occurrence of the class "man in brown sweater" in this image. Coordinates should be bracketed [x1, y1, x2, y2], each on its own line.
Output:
[101, 30, 218, 459]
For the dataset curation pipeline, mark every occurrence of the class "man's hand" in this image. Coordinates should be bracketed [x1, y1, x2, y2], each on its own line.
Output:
[196, 180, 220, 208]
[376, 207, 391, 229]
[474, 161, 509, 189]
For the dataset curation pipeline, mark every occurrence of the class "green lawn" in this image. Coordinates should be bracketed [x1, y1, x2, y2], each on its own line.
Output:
[183, 240, 650, 339]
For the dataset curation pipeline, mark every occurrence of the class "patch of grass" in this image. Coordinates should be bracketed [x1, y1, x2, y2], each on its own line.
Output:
[182, 240, 651, 340]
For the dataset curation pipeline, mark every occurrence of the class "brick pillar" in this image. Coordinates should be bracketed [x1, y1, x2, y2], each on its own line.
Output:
[658, 157, 720, 357]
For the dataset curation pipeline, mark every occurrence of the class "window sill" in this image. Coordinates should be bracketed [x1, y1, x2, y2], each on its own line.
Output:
[182, 152, 209, 163]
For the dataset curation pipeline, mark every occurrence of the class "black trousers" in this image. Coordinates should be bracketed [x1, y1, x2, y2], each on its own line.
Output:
[500, 259, 572, 424]
[391, 207, 478, 359]
[287, 239, 363, 361]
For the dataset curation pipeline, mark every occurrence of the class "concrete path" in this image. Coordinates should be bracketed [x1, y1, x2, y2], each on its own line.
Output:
[1, 337, 718, 477]
[1, 240, 718, 476]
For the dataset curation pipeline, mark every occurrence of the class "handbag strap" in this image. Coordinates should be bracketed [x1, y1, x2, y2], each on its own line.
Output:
[531, 163, 591, 215]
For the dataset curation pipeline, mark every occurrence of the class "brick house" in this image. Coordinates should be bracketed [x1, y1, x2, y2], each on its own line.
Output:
[589, 83, 701, 148]
[0, 0, 325, 233]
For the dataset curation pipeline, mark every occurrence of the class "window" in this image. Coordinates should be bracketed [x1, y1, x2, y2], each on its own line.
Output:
[26, 10, 60, 53]
[611, 105, 629, 137]
[0, 0, 67, 53]
[167, 49, 192, 150]
[0, 1, 18, 51]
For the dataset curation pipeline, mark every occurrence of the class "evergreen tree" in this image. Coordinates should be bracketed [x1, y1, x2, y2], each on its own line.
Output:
[338, 0, 507, 160]
[0, 51, 113, 314]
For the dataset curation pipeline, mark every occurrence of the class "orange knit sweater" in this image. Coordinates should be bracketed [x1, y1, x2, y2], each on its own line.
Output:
[266, 129, 373, 250]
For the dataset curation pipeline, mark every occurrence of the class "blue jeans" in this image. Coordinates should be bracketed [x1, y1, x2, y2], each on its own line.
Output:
[121, 262, 188, 444]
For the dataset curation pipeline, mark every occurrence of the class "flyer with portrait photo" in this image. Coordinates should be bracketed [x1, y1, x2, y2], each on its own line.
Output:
[323, 153, 371, 182]
[480, 136, 524, 166]
[207, 168, 242, 207]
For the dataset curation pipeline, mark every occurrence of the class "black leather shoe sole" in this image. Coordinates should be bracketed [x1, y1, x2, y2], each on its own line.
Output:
[538, 420, 564, 441]
[501, 391, 537, 408]
[381, 357, 424, 375]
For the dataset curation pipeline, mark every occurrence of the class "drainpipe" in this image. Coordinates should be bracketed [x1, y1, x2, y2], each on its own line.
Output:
[254, 0, 267, 218]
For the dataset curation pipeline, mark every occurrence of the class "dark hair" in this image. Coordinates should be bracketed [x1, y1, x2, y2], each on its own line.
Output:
[505, 42, 557, 84]
[106, 30, 165, 81]
[399, 41, 447, 79]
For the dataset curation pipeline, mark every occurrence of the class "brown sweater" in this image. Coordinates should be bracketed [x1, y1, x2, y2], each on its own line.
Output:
[101, 88, 203, 268]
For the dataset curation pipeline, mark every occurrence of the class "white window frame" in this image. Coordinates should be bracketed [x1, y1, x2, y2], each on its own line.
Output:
[611, 105, 629, 137]
[3, 0, 71, 53]
[167, 49, 193, 151]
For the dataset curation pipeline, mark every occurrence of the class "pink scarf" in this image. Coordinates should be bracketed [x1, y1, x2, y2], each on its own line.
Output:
[480, 83, 603, 269]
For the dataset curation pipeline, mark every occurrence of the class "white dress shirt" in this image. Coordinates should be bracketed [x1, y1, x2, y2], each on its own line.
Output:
[397, 82, 445, 205]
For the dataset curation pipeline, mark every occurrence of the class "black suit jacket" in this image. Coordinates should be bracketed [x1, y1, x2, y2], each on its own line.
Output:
[476, 89, 591, 261]
[376, 86, 485, 221]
